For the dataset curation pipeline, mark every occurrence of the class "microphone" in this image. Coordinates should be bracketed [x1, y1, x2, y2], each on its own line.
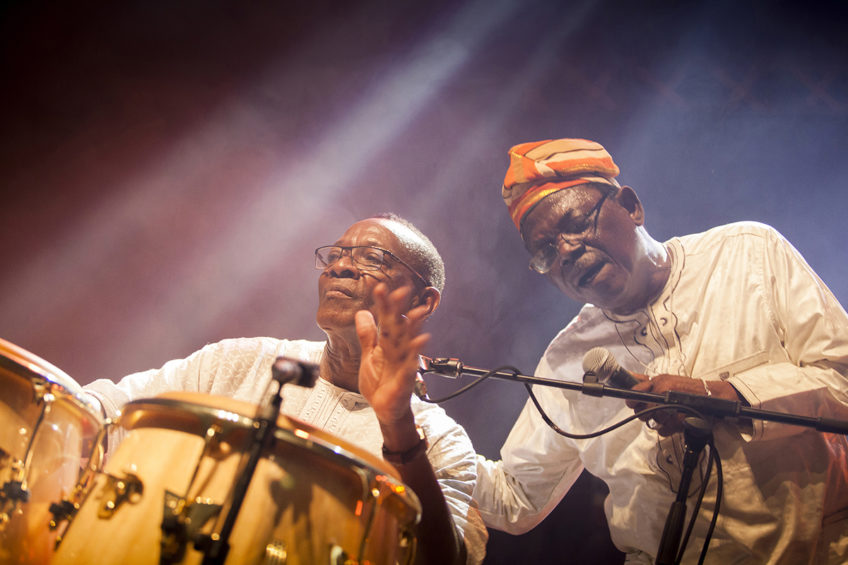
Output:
[272, 357, 319, 388]
[582, 347, 640, 389]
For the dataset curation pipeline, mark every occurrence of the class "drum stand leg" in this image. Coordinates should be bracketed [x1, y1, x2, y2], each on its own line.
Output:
[49, 422, 110, 544]
[0, 380, 52, 528]
[0, 457, 29, 528]
[159, 425, 224, 565]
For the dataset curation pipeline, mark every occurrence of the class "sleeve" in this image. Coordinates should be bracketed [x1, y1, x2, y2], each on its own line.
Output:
[417, 406, 489, 565]
[83, 337, 285, 449]
[471, 355, 585, 535]
[727, 227, 848, 441]
[82, 341, 226, 449]
[83, 341, 222, 420]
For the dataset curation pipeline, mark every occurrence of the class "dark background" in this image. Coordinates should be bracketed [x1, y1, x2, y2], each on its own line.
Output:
[2, 1, 847, 563]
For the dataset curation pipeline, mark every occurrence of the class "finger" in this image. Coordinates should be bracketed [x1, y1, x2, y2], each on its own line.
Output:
[625, 378, 654, 410]
[385, 287, 414, 328]
[650, 410, 685, 436]
[386, 283, 412, 305]
[404, 302, 430, 323]
[630, 372, 651, 384]
[382, 327, 430, 368]
[625, 380, 652, 409]
[375, 285, 411, 331]
[401, 304, 430, 338]
[631, 380, 653, 392]
[383, 288, 428, 347]
[372, 282, 391, 321]
[406, 332, 431, 360]
[388, 333, 431, 377]
[371, 284, 399, 341]
[355, 310, 378, 354]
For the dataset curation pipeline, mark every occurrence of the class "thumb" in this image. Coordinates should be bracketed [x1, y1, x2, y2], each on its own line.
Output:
[355, 309, 377, 354]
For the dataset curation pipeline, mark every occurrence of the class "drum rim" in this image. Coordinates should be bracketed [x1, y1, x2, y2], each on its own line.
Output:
[119, 396, 412, 488]
[0, 336, 102, 420]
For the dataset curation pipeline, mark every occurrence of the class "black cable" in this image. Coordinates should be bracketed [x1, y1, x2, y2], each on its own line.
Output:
[525, 381, 649, 439]
[526, 381, 708, 440]
[524, 381, 724, 563]
[699, 444, 722, 564]
[419, 365, 519, 403]
[423, 365, 724, 563]
[676, 447, 721, 565]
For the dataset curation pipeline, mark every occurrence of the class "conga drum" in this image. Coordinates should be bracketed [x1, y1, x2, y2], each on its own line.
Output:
[53, 391, 421, 565]
[0, 338, 103, 565]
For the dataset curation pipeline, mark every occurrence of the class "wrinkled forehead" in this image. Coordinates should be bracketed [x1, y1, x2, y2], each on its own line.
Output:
[335, 219, 414, 258]
[520, 184, 607, 241]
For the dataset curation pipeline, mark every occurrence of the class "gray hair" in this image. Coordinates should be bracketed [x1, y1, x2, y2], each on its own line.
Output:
[373, 212, 446, 293]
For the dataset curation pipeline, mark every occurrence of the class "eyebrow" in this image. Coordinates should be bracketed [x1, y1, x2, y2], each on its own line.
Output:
[530, 210, 579, 243]
[556, 209, 584, 229]
[530, 198, 603, 250]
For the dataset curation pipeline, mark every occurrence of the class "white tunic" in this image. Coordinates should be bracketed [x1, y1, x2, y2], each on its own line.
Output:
[474, 222, 848, 564]
[85, 337, 487, 564]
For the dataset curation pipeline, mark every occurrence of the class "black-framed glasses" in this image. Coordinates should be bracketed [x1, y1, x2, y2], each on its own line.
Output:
[315, 245, 430, 287]
[528, 193, 610, 274]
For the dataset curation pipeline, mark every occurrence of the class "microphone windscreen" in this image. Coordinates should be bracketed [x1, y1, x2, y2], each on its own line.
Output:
[582, 347, 617, 380]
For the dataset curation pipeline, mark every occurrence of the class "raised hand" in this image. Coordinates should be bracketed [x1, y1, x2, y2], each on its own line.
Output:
[355, 282, 431, 426]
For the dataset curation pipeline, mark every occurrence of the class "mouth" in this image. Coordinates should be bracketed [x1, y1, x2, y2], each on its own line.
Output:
[324, 286, 354, 298]
[576, 261, 605, 288]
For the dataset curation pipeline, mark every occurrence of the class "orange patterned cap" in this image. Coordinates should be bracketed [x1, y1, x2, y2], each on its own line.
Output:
[502, 138, 621, 230]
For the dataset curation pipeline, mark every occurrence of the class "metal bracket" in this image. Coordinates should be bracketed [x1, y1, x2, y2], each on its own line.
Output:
[159, 491, 222, 563]
[97, 471, 143, 519]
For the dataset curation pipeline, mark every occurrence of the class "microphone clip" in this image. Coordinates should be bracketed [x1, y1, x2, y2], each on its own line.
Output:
[422, 356, 463, 379]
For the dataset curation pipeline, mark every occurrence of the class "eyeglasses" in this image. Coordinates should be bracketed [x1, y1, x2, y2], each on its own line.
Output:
[528, 193, 609, 274]
[314, 245, 429, 287]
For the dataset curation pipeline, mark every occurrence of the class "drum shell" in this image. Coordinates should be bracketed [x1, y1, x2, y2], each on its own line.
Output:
[53, 392, 421, 565]
[0, 339, 102, 565]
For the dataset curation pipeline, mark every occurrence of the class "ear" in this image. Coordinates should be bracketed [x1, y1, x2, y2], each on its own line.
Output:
[410, 286, 441, 318]
[614, 185, 645, 226]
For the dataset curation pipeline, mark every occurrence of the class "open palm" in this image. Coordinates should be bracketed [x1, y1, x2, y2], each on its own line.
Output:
[356, 283, 430, 424]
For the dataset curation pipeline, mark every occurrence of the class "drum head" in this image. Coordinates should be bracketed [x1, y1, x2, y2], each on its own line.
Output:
[146, 391, 402, 478]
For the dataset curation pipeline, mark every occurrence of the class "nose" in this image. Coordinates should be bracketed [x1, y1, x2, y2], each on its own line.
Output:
[327, 249, 360, 278]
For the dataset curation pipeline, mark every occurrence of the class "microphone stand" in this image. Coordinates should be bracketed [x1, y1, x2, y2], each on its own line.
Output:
[199, 358, 318, 565]
[424, 357, 848, 564]
[424, 357, 848, 435]
[654, 416, 711, 565]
